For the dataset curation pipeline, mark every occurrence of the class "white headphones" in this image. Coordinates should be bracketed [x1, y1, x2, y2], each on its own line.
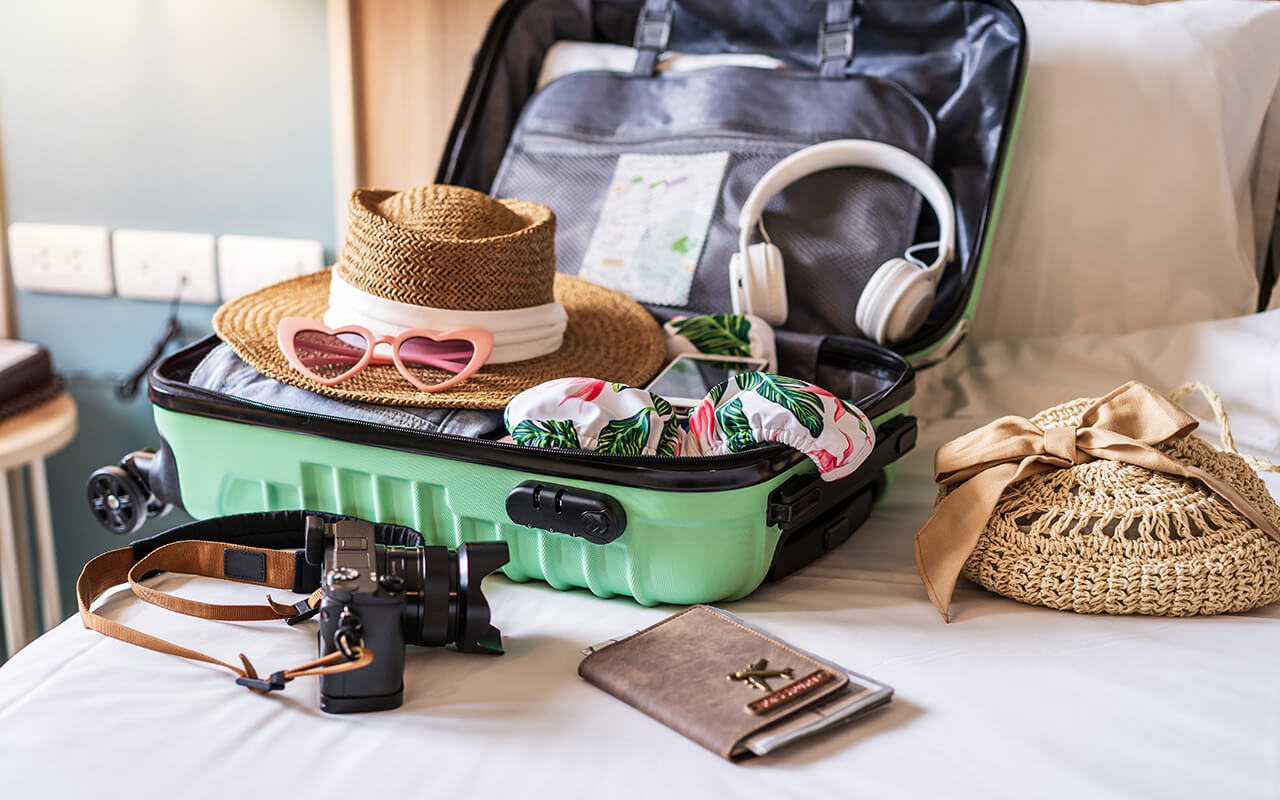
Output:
[728, 139, 956, 345]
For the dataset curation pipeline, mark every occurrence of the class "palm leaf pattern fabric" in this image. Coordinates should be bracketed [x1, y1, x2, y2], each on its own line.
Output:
[505, 377, 679, 457]
[596, 410, 652, 455]
[686, 373, 876, 481]
[844, 400, 869, 435]
[706, 378, 728, 406]
[664, 312, 777, 374]
[506, 373, 875, 481]
[667, 314, 753, 357]
[714, 397, 757, 452]
[734, 372, 825, 437]
[656, 416, 683, 457]
[510, 418, 581, 450]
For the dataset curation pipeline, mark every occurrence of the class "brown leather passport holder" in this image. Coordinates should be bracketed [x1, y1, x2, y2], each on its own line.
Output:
[579, 605, 870, 760]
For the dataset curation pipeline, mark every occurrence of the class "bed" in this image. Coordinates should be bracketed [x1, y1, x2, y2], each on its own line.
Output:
[3, 1, 1280, 797]
[3, 310, 1280, 797]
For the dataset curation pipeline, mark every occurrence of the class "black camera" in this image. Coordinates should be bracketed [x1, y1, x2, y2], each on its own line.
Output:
[303, 515, 509, 713]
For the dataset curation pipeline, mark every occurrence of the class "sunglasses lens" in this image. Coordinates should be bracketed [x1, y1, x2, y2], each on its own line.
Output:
[292, 329, 368, 380]
[398, 336, 478, 386]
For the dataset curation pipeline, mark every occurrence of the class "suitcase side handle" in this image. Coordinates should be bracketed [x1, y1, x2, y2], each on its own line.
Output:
[764, 414, 918, 581]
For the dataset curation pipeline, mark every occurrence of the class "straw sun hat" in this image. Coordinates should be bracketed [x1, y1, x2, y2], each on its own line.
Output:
[213, 185, 665, 409]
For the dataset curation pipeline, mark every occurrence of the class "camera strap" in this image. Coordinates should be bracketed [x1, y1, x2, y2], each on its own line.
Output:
[75, 510, 423, 695]
[77, 540, 371, 693]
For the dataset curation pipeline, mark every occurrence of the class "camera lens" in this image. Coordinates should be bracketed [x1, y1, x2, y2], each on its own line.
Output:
[377, 541, 507, 654]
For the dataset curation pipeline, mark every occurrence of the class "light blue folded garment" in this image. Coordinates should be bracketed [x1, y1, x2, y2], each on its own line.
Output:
[188, 342, 506, 439]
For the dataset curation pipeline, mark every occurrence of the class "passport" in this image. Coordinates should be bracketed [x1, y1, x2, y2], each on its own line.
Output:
[578, 605, 892, 760]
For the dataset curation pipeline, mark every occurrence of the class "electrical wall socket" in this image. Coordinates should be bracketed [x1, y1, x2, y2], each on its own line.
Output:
[8, 222, 114, 295]
[112, 229, 219, 304]
[217, 234, 326, 301]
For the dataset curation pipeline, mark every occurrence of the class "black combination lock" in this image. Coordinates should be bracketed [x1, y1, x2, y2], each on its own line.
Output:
[504, 481, 626, 545]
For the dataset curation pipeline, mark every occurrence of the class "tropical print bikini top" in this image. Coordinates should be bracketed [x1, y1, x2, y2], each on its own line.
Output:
[503, 373, 874, 482]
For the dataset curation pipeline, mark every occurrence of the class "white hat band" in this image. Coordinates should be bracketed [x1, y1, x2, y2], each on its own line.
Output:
[324, 271, 568, 364]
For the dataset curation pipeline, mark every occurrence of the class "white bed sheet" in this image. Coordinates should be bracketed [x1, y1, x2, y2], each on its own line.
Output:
[3, 312, 1279, 799]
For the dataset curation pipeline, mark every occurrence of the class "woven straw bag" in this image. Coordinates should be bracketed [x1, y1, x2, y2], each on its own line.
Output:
[954, 383, 1280, 616]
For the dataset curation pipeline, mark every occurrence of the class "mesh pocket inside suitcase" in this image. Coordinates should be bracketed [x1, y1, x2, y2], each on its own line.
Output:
[490, 66, 938, 342]
[495, 137, 925, 336]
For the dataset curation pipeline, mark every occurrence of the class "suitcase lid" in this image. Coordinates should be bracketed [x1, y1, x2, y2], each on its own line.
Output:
[436, 0, 1027, 361]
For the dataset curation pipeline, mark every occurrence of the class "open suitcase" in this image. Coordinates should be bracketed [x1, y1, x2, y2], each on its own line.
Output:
[87, 0, 1027, 606]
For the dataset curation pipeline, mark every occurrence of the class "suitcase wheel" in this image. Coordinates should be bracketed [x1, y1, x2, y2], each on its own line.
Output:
[87, 465, 149, 535]
[86, 451, 175, 536]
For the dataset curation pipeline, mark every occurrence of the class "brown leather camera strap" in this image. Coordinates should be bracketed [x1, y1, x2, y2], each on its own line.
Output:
[77, 541, 370, 693]
[129, 540, 301, 620]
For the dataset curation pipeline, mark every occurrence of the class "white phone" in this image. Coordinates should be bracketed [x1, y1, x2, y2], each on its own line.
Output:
[645, 353, 769, 411]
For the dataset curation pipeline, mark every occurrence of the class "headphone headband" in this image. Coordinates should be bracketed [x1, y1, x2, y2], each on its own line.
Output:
[737, 139, 956, 277]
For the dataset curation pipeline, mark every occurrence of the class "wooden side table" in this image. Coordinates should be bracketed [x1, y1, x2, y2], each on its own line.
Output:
[0, 393, 77, 652]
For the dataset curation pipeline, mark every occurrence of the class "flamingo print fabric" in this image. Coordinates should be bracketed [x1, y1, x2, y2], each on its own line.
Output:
[684, 373, 875, 482]
[504, 377, 683, 457]
[505, 373, 874, 481]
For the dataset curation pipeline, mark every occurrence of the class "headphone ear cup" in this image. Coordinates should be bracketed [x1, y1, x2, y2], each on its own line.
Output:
[855, 257, 937, 345]
[739, 242, 788, 325]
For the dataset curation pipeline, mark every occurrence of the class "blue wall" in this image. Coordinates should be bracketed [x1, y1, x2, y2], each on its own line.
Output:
[0, 0, 337, 650]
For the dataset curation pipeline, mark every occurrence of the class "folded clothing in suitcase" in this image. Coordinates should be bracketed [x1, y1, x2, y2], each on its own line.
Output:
[188, 342, 506, 438]
[92, 0, 1027, 606]
[0, 340, 61, 422]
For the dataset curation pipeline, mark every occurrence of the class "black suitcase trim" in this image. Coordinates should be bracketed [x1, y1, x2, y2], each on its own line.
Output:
[149, 336, 914, 494]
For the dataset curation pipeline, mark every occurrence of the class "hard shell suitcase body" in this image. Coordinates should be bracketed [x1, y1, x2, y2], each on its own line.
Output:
[88, 0, 1027, 606]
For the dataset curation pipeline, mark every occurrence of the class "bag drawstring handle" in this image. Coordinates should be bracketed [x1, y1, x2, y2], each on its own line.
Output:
[1169, 382, 1280, 474]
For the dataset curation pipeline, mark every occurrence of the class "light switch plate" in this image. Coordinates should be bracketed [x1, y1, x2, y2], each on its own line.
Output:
[8, 222, 114, 295]
[112, 229, 219, 303]
[217, 234, 326, 301]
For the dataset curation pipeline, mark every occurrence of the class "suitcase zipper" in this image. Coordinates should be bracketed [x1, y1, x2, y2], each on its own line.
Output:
[232, 392, 772, 466]
[151, 335, 912, 490]
[150, 348, 800, 470]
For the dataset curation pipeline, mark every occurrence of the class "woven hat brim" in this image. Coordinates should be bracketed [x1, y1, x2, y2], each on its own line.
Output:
[212, 269, 666, 409]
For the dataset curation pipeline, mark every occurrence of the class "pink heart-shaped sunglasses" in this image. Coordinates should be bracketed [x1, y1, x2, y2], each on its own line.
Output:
[277, 317, 494, 393]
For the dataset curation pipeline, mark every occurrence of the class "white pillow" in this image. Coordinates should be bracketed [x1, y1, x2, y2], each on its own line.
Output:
[973, 0, 1280, 340]
[536, 41, 784, 90]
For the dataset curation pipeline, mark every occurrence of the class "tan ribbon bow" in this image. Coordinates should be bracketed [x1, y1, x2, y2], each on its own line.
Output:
[913, 381, 1280, 621]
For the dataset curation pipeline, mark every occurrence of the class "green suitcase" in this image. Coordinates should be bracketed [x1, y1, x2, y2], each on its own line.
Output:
[87, 0, 1026, 606]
